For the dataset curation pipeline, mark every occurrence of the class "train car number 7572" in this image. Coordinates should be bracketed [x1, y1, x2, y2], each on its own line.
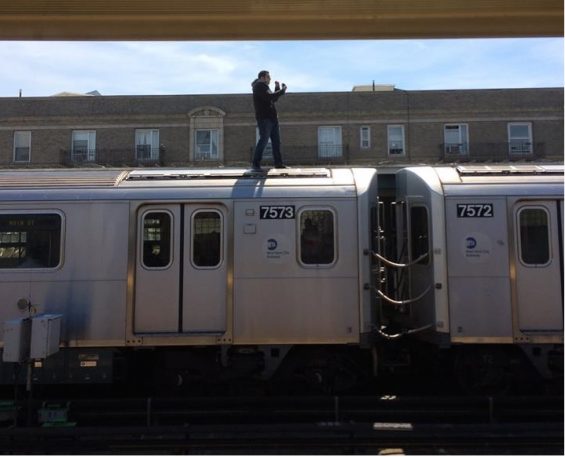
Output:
[260, 205, 296, 219]
[456, 203, 493, 217]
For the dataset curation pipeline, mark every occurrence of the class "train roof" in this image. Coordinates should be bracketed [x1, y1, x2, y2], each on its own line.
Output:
[437, 164, 564, 184]
[1, 165, 561, 189]
[399, 164, 564, 198]
[0, 168, 340, 188]
[0, 169, 129, 188]
[122, 168, 346, 187]
[0, 165, 561, 200]
[0, 167, 379, 201]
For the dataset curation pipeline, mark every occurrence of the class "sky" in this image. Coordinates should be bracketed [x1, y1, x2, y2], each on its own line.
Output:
[0, 38, 562, 97]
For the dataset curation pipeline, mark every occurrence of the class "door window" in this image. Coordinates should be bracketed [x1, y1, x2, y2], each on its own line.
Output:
[519, 207, 550, 266]
[410, 206, 429, 265]
[142, 212, 172, 268]
[192, 210, 222, 268]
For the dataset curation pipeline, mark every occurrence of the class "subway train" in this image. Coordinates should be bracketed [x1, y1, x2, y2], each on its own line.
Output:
[0, 165, 562, 394]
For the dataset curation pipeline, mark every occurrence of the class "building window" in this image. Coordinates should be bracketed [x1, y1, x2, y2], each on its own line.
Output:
[318, 126, 342, 158]
[444, 124, 469, 155]
[135, 129, 159, 161]
[255, 127, 273, 160]
[508, 122, 533, 155]
[299, 209, 336, 266]
[519, 208, 550, 266]
[0, 213, 62, 269]
[71, 130, 96, 162]
[387, 125, 405, 156]
[13, 131, 31, 163]
[195, 129, 219, 161]
[360, 126, 371, 149]
[142, 212, 172, 268]
[192, 210, 222, 268]
[189, 106, 225, 162]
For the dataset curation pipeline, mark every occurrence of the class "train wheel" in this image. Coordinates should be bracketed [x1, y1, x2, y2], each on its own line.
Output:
[453, 346, 516, 395]
[273, 347, 360, 395]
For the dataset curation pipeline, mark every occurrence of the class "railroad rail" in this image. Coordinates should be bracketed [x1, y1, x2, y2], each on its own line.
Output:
[0, 395, 562, 454]
[0, 421, 562, 454]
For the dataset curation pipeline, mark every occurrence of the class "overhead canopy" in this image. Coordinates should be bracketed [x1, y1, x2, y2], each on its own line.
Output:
[0, 0, 562, 40]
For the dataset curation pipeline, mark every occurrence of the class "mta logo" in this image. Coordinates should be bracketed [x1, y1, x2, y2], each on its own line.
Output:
[466, 237, 477, 249]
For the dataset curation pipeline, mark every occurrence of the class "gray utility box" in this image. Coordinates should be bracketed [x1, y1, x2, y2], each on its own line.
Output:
[2, 318, 32, 363]
[30, 314, 62, 360]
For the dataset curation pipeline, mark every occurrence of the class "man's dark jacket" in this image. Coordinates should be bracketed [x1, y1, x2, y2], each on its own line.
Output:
[251, 79, 286, 121]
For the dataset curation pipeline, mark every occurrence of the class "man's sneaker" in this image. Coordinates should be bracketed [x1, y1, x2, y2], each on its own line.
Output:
[274, 164, 289, 169]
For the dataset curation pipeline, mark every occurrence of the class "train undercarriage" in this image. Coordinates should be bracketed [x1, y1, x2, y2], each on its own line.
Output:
[0, 340, 561, 397]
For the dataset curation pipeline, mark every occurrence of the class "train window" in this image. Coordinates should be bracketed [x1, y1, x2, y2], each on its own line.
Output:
[519, 208, 550, 265]
[0, 213, 61, 269]
[410, 206, 429, 265]
[300, 209, 335, 265]
[192, 211, 222, 268]
[142, 212, 172, 268]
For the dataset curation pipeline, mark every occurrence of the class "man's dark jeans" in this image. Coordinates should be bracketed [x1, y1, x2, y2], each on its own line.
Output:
[253, 118, 283, 168]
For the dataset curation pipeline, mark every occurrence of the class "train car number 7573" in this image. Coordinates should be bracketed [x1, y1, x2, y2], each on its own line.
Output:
[456, 203, 493, 217]
[260, 205, 296, 219]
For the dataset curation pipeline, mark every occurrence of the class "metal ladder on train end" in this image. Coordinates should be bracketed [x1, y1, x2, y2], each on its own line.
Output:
[371, 199, 432, 339]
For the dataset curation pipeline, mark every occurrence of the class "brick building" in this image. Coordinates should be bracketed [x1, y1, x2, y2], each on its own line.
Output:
[0, 86, 562, 168]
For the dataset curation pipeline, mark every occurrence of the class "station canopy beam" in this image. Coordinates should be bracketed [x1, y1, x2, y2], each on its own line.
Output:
[0, 0, 562, 40]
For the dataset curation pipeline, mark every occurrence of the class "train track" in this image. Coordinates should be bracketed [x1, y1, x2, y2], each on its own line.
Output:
[0, 395, 562, 454]
[0, 421, 562, 454]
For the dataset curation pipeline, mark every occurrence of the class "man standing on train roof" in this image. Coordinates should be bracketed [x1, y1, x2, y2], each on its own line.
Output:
[251, 70, 288, 172]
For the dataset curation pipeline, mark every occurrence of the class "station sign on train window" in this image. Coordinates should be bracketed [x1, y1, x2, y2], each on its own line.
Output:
[0, 213, 62, 269]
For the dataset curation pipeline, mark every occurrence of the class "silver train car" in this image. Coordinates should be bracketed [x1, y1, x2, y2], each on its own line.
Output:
[377, 164, 563, 392]
[0, 165, 561, 393]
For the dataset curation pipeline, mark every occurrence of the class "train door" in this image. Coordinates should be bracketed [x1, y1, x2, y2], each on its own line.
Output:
[181, 205, 227, 333]
[135, 205, 181, 332]
[134, 204, 228, 334]
[406, 200, 434, 327]
[513, 200, 563, 332]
